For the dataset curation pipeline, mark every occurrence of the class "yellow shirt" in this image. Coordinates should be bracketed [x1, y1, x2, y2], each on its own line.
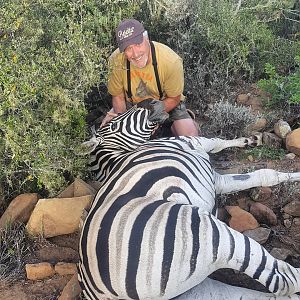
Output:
[107, 42, 185, 103]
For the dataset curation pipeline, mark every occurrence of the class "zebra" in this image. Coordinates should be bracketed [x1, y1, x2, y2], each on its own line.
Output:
[78, 99, 300, 300]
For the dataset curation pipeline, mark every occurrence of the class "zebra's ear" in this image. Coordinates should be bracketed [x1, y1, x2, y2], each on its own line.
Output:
[148, 100, 169, 124]
[78, 136, 102, 155]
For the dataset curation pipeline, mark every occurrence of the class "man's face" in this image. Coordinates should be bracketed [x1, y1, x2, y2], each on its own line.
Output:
[124, 36, 150, 69]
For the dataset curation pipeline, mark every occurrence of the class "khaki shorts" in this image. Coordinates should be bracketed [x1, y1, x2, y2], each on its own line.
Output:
[168, 102, 191, 121]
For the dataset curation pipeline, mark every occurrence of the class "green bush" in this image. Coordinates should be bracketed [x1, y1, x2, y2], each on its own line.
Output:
[258, 56, 300, 108]
[0, 0, 137, 198]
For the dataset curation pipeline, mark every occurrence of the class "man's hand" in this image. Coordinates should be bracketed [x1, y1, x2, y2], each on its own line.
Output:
[148, 100, 169, 123]
[100, 111, 118, 128]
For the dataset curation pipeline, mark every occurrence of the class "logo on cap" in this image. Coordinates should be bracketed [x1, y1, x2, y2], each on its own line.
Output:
[118, 26, 134, 41]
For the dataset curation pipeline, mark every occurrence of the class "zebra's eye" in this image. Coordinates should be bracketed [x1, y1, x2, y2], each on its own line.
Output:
[110, 122, 117, 131]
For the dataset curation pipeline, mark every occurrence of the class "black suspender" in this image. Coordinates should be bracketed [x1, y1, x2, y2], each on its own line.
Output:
[126, 41, 163, 101]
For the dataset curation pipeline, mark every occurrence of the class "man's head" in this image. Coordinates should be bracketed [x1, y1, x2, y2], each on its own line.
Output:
[116, 19, 150, 69]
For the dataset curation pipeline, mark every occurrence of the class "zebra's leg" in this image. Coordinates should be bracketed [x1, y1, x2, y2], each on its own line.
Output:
[175, 278, 300, 300]
[214, 169, 300, 194]
[200, 213, 300, 296]
[188, 135, 261, 154]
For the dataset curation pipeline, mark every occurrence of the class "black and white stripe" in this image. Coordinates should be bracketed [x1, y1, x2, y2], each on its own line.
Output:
[78, 99, 300, 299]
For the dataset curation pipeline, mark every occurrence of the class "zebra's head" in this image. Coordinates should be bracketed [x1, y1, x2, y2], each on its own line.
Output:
[82, 99, 169, 154]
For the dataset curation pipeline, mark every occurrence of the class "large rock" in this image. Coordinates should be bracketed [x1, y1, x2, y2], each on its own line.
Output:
[273, 119, 291, 139]
[57, 178, 96, 198]
[225, 206, 259, 232]
[0, 193, 39, 228]
[285, 128, 300, 156]
[249, 202, 277, 226]
[25, 262, 55, 280]
[283, 200, 300, 217]
[243, 227, 271, 244]
[58, 273, 82, 300]
[26, 195, 93, 237]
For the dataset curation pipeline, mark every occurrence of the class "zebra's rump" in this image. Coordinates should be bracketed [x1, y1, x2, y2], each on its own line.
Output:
[79, 200, 212, 300]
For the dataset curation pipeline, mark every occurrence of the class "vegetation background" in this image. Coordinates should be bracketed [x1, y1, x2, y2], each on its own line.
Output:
[0, 0, 299, 212]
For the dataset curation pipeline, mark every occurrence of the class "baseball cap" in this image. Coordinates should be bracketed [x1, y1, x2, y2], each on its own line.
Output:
[116, 19, 145, 52]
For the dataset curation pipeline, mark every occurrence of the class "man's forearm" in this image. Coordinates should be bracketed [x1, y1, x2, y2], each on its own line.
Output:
[112, 95, 127, 114]
[162, 95, 181, 113]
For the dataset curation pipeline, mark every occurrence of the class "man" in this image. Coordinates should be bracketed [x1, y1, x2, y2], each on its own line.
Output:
[101, 19, 198, 136]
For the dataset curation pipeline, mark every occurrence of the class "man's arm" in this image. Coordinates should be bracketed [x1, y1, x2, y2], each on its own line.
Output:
[162, 95, 181, 112]
[100, 94, 127, 127]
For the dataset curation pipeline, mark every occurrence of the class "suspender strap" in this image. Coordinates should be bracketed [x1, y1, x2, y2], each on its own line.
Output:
[126, 59, 132, 100]
[150, 41, 163, 100]
[126, 41, 163, 101]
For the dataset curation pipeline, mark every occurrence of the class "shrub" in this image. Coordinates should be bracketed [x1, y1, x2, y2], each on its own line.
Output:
[0, 222, 32, 281]
[202, 100, 258, 139]
[0, 0, 137, 198]
[258, 56, 300, 108]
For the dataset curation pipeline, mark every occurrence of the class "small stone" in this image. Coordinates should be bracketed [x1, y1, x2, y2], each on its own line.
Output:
[243, 227, 271, 244]
[248, 118, 268, 133]
[283, 200, 300, 217]
[270, 248, 293, 260]
[273, 119, 291, 139]
[285, 153, 296, 160]
[225, 206, 259, 232]
[247, 155, 254, 162]
[236, 94, 249, 104]
[293, 217, 300, 226]
[25, 262, 55, 280]
[58, 273, 82, 300]
[55, 262, 77, 276]
[250, 187, 272, 202]
[249, 202, 277, 226]
[282, 213, 291, 220]
[284, 219, 292, 228]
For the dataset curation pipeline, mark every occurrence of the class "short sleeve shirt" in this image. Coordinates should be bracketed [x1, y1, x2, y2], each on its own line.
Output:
[107, 42, 185, 103]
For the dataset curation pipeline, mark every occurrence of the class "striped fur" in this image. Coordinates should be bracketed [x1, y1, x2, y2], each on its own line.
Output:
[78, 99, 300, 299]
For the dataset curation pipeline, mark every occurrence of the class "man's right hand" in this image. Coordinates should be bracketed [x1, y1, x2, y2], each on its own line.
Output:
[100, 111, 118, 128]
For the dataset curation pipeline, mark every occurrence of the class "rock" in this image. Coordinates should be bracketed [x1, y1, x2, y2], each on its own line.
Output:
[236, 94, 250, 104]
[249, 187, 272, 203]
[58, 273, 82, 300]
[286, 128, 300, 156]
[58, 178, 96, 198]
[273, 119, 291, 139]
[285, 153, 296, 160]
[262, 132, 282, 149]
[284, 219, 292, 228]
[0, 193, 40, 228]
[55, 262, 77, 276]
[237, 197, 254, 211]
[283, 200, 300, 217]
[269, 248, 293, 260]
[247, 118, 268, 133]
[25, 262, 55, 280]
[36, 246, 79, 264]
[26, 195, 93, 238]
[236, 94, 263, 114]
[225, 206, 259, 232]
[243, 227, 271, 244]
[249, 202, 277, 226]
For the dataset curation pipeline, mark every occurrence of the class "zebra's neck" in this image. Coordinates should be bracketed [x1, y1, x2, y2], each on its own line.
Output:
[89, 144, 135, 183]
